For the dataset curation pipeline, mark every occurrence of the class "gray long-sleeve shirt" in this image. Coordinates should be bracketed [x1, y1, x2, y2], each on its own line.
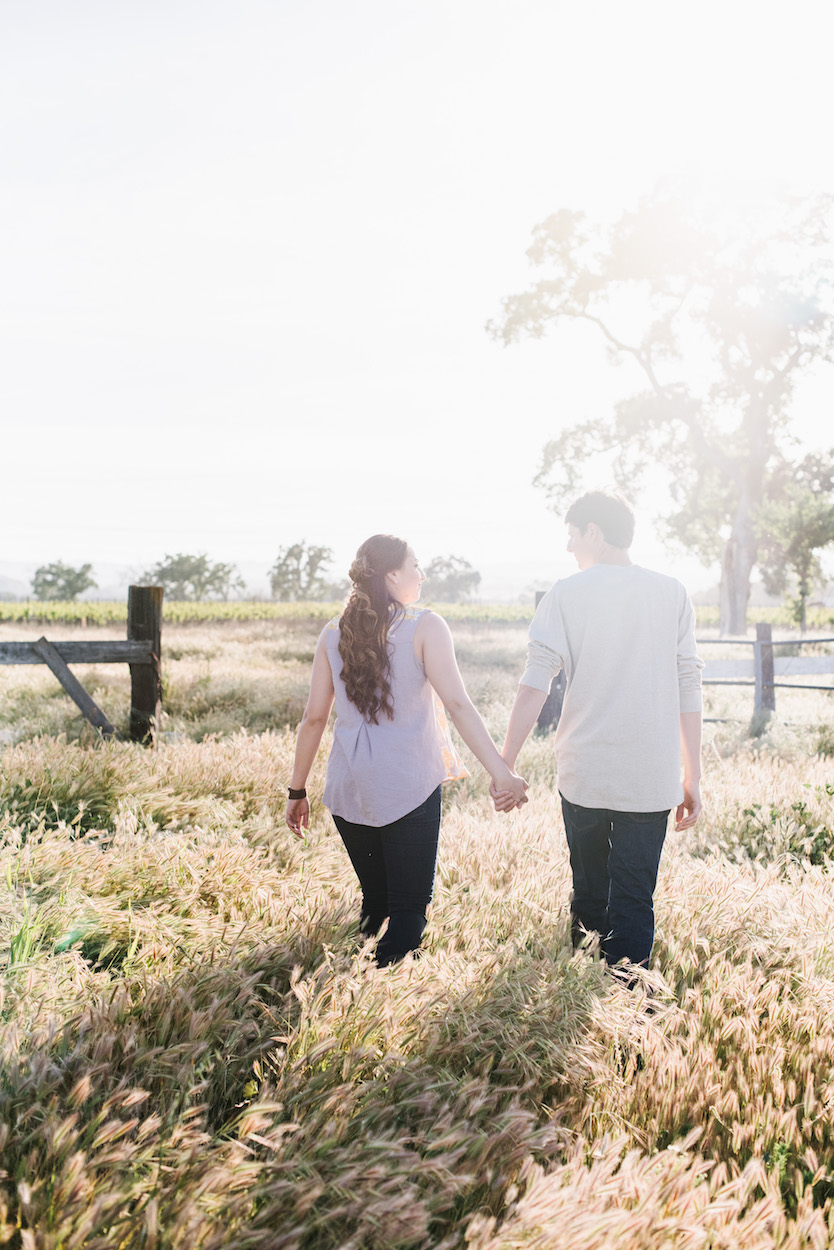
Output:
[521, 564, 703, 812]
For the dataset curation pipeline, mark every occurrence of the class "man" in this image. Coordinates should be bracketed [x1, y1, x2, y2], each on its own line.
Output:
[495, 490, 703, 970]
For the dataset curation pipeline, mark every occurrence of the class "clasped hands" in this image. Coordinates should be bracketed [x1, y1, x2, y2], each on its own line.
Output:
[490, 764, 528, 814]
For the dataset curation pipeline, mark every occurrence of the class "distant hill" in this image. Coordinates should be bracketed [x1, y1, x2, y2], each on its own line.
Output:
[0, 572, 29, 600]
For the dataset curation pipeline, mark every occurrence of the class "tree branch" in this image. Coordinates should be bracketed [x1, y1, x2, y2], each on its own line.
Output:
[574, 310, 736, 482]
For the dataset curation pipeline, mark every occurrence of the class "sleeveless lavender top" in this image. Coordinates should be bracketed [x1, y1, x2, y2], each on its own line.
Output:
[321, 606, 468, 826]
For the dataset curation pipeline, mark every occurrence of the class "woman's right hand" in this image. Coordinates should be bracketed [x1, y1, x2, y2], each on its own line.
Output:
[490, 771, 528, 812]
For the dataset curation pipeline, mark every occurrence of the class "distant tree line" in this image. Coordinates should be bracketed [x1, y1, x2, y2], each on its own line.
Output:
[21, 523, 834, 619]
[21, 545, 485, 604]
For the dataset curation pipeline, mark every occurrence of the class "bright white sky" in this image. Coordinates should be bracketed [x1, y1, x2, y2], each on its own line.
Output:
[2, 0, 833, 596]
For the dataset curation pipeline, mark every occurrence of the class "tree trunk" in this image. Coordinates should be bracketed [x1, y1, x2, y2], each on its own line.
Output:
[719, 406, 771, 636]
[719, 503, 757, 635]
[797, 570, 809, 634]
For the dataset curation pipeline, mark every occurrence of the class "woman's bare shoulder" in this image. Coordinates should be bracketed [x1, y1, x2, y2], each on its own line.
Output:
[413, 608, 451, 642]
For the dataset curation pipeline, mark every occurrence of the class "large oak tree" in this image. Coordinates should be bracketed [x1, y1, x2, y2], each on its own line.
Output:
[491, 188, 834, 633]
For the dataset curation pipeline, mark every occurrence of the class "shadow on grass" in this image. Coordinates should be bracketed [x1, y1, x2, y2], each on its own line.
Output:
[0, 912, 615, 1248]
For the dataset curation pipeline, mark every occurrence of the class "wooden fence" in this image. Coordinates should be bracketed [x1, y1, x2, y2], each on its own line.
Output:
[0, 586, 163, 744]
[700, 622, 834, 713]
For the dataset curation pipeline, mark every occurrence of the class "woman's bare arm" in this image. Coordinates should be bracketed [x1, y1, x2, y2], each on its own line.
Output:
[286, 631, 335, 836]
[416, 613, 527, 809]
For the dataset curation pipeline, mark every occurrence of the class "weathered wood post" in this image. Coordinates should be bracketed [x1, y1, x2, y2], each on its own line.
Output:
[534, 590, 566, 732]
[128, 585, 163, 744]
[753, 621, 776, 714]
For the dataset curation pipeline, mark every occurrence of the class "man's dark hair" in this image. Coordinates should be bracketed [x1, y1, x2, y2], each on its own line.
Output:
[565, 490, 635, 548]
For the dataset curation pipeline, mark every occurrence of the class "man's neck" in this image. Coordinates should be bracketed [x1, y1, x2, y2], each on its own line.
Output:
[588, 544, 632, 568]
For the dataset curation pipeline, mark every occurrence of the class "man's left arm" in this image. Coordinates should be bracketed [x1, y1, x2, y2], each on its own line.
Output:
[500, 684, 548, 770]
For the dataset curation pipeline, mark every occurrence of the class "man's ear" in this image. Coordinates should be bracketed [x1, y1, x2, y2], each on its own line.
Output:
[585, 521, 603, 543]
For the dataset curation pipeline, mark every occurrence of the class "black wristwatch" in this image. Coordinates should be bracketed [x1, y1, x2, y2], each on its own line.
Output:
[288, 787, 307, 800]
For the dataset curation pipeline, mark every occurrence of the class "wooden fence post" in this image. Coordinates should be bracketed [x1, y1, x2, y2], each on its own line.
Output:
[534, 590, 565, 732]
[128, 586, 163, 744]
[754, 621, 776, 714]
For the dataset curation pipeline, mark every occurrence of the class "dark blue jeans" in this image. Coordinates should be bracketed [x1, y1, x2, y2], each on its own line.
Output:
[560, 793, 669, 968]
[332, 786, 441, 967]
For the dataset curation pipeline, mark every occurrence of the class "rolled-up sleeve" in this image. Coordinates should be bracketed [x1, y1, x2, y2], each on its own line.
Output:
[677, 587, 704, 713]
[520, 586, 567, 693]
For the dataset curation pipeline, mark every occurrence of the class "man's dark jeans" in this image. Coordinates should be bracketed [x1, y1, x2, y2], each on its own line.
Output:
[332, 786, 441, 967]
[560, 793, 670, 968]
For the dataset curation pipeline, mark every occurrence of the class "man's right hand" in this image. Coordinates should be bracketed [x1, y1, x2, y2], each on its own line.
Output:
[675, 781, 701, 830]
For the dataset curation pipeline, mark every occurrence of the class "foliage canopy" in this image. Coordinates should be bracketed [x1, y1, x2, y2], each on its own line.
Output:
[270, 541, 340, 601]
[141, 553, 244, 601]
[492, 186, 834, 633]
[31, 561, 97, 602]
[424, 554, 481, 602]
[757, 450, 834, 631]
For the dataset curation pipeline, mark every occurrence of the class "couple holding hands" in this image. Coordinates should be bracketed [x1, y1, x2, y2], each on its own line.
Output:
[285, 491, 703, 974]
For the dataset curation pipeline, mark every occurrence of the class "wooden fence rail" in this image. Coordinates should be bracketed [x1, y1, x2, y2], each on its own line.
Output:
[0, 641, 153, 665]
[0, 585, 163, 744]
[700, 623, 834, 714]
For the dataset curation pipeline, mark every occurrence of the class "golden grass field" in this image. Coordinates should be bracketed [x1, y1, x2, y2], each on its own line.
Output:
[2, 612, 834, 1247]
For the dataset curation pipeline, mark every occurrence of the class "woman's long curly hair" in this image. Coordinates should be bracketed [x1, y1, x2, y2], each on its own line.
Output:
[338, 534, 408, 724]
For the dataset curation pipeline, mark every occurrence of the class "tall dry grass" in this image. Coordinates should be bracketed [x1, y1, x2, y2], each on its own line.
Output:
[1, 616, 834, 1245]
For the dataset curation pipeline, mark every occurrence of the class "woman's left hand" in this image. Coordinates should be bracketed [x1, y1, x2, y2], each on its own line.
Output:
[286, 797, 310, 838]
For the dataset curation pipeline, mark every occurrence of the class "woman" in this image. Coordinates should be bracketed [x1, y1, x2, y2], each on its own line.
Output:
[285, 533, 527, 966]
